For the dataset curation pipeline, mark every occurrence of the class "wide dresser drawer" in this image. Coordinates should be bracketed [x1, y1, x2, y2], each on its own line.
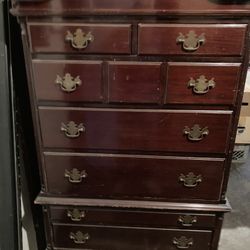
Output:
[50, 206, 216, 228]
[28, 22, 132, 54]
[138, 24, 247, 56]
[52, 224, 212, 250]
[39, 108, 232, 154]
[44, 153, 225, 201]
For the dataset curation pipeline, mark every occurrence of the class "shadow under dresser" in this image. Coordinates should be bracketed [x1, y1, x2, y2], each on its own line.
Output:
[11, 0, 250, 249]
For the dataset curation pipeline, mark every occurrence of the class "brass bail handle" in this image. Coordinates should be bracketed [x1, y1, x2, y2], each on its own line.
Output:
[188, 75, 216, 95]
[183, 124, 209, 142]
[179, 172, 202, 188]
[67, 208, 86, 222]
[173, 236, 194, 249]
[178, 215, 197, 227]
[176, 30, 206, 52]
[69, 231, 90, 244]
[65, 28, 94, 49]
[55, 73, 82, 93]
[61, 121, 85, 138]
[64, 168, 87, 184]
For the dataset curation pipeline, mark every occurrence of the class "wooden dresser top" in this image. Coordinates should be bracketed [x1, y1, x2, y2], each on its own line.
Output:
[11, 0, 250, 17]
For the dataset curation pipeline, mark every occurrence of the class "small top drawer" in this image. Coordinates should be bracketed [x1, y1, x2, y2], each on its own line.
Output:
[138, 24, 247, 56]
[28, 22, 131, 54]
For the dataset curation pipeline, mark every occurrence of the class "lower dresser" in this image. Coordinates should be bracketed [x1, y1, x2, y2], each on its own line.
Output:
[11, 0, 250, 249]
[38, 200, 230, 250]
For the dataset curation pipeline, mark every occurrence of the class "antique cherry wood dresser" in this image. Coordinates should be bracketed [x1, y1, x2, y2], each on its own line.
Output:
[11, 0, 250, 249]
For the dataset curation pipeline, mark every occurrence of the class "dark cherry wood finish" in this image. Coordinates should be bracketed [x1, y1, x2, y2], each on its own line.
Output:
[11, 1, 250, 249]
[39, 108, 232, 153]
[138, 24, 247, 56]
[52, 224, 212, 250]
[166, 63, 241, 105]
[43, 153, 225, 201]
[28, 22, 132, 54]
[32, 60, 104, 102]
[50, 206, 216, 228]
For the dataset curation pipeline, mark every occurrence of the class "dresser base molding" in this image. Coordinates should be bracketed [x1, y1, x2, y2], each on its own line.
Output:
[35, 195, 231, 213]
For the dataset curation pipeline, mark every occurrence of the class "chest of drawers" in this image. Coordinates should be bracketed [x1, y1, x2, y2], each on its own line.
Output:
[11, 0, 250, 249]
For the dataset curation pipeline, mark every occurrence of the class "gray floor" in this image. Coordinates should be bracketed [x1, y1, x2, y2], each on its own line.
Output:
[219, 160, 250, 250]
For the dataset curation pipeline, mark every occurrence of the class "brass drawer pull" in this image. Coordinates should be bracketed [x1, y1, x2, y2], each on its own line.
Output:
[61, 121, 85, 138]
[69, 231, 90, 244]
[173, 236, 194, 249]
[178, 215, 197, 227]
[188, 75, 216, 94]
[65, 168, 87, 183]
[179, 172, 202, 188]
[55, 73, 82, 93]
[66, 28, 94, 49]
[176, 30, 206, 52]
[183, 124, 209, 141]
[67, 209, 86, 222]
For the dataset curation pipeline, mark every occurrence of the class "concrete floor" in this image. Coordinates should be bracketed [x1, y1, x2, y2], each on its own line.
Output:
[219, 160, 250, 250]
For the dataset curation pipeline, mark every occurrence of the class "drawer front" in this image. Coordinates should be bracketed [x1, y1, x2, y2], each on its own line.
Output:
[166, 63, 241, 105]
[44, 153, 225, 201]
[39, 108, 232, 154]
[32, 60, 103, 102]
[50, 206, 216, 228]
[138, 24, 247, 56]
[28, 23, 131, 54]
[53, 225, 212, 250]
[108, 62, 164, 104]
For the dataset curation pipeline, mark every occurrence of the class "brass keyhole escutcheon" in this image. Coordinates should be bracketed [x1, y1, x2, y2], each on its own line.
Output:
[176, 30, 206, 52]
[173, 236, 194, 249]
[64, 168, 87, 183]
[178, 215, 197, 227]
[69, 231, 90, 244]
[61, 121, 85, 138]
[65, 28, 94, 50]
[179, 172, 202, 188]
[183, 124, 209, 141]
[55, 73, 82, 93]
[188, 75, 216, 94]
[67, 209, 86, 222]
